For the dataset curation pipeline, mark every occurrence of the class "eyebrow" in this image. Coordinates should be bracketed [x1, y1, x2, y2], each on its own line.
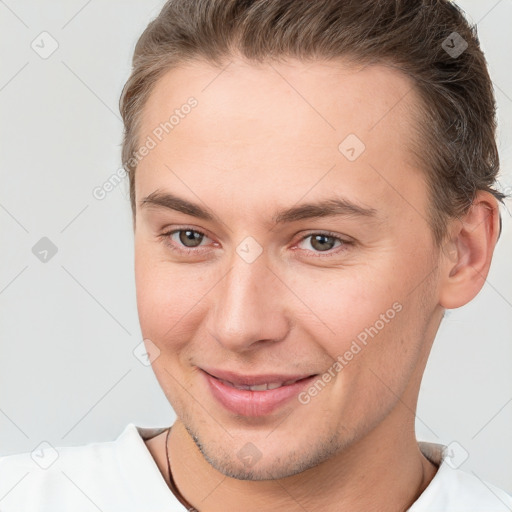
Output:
[140, 191, 379, 225]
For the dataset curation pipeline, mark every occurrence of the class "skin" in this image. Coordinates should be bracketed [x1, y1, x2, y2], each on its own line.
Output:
[135, 58, 500, 511]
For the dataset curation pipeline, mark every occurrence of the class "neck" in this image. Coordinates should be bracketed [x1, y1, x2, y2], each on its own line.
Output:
[167, 409, 437, 512]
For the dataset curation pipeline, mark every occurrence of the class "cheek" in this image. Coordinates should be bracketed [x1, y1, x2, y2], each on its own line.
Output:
[134, 242, 209, 345]
[135, 241, 174, 339]
[282, 263, 404, 358]
[283, 250, 431, 397]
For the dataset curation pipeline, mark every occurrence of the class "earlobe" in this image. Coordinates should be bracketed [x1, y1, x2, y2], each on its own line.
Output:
[438, 192, 500, 310]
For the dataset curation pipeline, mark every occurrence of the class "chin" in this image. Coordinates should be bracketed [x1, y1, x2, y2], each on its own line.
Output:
[184, 421, 343, 481]
[202, 450, 317, 481]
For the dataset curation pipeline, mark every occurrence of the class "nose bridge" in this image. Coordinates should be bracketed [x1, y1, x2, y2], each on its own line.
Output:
[206, 248, 289, 351]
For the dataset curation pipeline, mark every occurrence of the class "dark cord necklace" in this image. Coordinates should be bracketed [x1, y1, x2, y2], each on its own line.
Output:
[165, 427, 199, 511]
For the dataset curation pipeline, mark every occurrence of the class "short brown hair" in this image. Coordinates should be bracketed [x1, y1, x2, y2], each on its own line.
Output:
[119, 0, 507, 245]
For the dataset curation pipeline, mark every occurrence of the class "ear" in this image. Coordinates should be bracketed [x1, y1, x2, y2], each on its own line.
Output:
[438, 191, 501, 310]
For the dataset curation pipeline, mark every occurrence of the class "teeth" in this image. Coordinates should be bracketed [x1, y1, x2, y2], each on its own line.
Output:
[220, 379, 293, 391]
[248, 384, 269, 391]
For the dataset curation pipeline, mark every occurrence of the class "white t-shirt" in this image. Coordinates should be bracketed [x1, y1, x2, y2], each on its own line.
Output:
[0, 424, 511, 511]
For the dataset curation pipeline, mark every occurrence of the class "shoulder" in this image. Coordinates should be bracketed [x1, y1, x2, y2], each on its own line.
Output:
[440, 466, 512, 509]
[0, 424, 171, 512]
[0, 433, 119, 511]
[411, 442, 512, 511]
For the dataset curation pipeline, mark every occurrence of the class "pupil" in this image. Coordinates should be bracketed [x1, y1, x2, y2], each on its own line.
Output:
[312, 235, 334, 251]
[180, 230, 202, 247]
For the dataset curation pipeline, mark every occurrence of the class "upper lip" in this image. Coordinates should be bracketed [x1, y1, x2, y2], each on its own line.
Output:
[200, 367, 317, 386]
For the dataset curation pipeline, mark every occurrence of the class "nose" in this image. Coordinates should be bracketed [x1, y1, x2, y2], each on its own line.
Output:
[205, 249, 291, 353]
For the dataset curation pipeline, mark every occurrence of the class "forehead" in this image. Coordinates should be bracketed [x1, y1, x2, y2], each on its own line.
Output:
[141, 58, 420, 143]
[136, 58, 428, 229]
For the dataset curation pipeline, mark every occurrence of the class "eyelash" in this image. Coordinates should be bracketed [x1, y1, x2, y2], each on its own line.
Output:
[159, 227, 353, 258]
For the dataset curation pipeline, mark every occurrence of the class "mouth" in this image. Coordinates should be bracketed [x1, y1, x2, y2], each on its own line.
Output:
[211, 376, 311, 391]
[200, 368, 318, 417]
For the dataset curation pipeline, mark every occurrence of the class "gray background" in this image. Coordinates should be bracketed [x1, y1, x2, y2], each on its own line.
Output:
[1, 0, 511, 494]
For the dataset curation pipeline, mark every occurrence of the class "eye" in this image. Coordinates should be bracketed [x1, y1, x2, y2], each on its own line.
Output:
[295, 232, 351, 256]
[160, 227, 213, 254]
[174, 229, 207, 248]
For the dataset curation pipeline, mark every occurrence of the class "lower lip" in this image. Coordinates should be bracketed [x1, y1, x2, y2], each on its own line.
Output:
[202, 371, 317, 417]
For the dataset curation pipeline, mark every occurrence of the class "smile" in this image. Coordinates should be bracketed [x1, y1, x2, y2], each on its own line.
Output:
[216, 377, 306, 391]
[200, 368, 318, 417]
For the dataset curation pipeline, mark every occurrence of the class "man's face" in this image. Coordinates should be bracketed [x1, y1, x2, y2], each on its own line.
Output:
[134, 58, 444, 479]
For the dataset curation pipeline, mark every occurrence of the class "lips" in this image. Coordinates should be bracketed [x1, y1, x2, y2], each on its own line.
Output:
[201, 368, 314, 387]
[216, 378, 303, 391]
[200, 368, 317, 417]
